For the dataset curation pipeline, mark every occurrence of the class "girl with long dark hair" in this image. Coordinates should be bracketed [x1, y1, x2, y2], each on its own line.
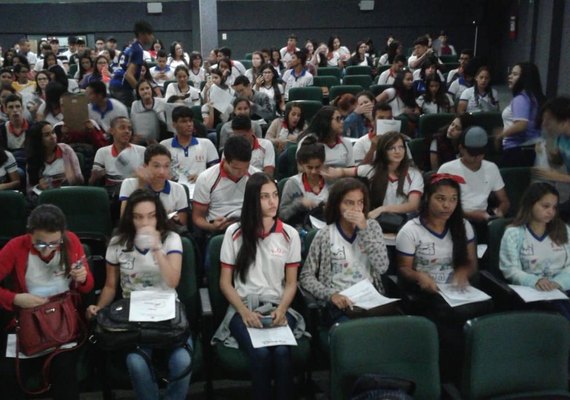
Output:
[416, 73, 454, 114]
[87, 189, 191, 400]
[265, 101, 306, 153]
[254, 63, 284, 115]
[214, 172, 303, 400]
[325, 131, 423, 219]
[376, 69, 419, 118]
[0, 204, 93, 399]
[498, 62, 546, 167]
[500, 182, 570, 301]
[457, 65, 499, 114]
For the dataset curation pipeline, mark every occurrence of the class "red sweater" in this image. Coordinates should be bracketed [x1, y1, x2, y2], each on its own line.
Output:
[0, 231, 94, 311]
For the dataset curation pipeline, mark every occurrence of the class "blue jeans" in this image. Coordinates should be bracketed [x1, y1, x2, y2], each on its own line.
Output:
[229, 312, 295, 400]
[126, 338, 193, 400]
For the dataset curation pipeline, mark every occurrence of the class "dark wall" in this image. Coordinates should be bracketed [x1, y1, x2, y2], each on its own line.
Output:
[0, 0, 486, 59]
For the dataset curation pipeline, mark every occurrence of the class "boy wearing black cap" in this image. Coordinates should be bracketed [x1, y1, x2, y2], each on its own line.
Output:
[438, 126, 510, 229]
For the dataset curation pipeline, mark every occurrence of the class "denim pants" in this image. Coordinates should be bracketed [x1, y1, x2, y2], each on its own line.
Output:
[126, 338, 193, 400]
[229, 312, 295, 400]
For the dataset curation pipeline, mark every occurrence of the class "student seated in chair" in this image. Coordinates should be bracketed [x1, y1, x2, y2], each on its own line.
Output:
[500, 182, 570, 319]
[300, 178, 390, 325]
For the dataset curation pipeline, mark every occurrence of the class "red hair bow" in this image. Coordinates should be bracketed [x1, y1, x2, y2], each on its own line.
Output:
[430, 173, 466, 185]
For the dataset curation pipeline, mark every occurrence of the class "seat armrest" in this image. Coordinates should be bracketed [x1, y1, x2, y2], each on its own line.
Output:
[480, 270, 513, 294]
[199, 287, 213, 317]
[297, 284, 319, 310]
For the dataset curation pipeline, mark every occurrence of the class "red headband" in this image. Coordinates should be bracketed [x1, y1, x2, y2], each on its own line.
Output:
[430, 173, 466, 185]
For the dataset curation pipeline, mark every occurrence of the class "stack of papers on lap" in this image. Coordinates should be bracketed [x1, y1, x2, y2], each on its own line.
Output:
[247, 325, 297, 348]
[129, 291, 176, 322]
[340, 279, 399, 310]
[437, 284, 491, 307]
[509, 284, 569, 303]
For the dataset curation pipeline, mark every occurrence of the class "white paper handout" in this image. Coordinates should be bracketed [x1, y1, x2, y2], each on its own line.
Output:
[340, 279, 399, 310]
[437, 284, 492, 307]
[477, 244, 488, 259]
[376, 119, 402, 136]
[129, 290, 176, 322]
[177, 175, 195, 200]
[309, 215, 326, 229]
[5, 334, 77, 359]
[209, 85, 234, 114]
[509, 284, 569, 303]
[247, 325, 298, 348]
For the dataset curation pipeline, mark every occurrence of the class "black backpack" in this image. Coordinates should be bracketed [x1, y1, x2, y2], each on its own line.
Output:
[350, 374, 415, 400]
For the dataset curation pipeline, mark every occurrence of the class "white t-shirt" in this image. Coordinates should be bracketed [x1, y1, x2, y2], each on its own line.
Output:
[353, 133, 373, 164]
[416, 93, 454, 114]
[0, 150, 17, 183]
[448, 79, 470, 100]
[382, 87, 407, 117]
[88, 99, 130, 133]
[250, 137, 275, 171]
[329, 222, 373, 292]
[396, 217, 475, 283]
[92, 144, 145, 186]
[220, 220, 301, 299]
[192, 161, 259, 221]
[106, 231, 182, 297]
[287, 173, 330, 205]
[459, 87, 500, 113]
[150, 65, 175, 88]
[119, 178, 189, 215]
[130, 98, 167, 142]
[357, 164, 424, 206]
[297, 135, 354, 167]
[164, 83, 201, 105]
[438, 159, 504, 212]
[281, 68, 314, 101]
[4, 121, 28, 150]
[160, 135, 219, 180]
[26, 251, 70, 297]
[377, 69, 396, 85]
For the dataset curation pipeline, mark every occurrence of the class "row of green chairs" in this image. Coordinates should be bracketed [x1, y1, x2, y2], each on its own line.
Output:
[417, 112, 504, 138]
[330, 312, 570, 400]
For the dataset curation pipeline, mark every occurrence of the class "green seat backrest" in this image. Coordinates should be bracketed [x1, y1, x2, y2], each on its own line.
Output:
[68, 63, 78, 78]
[317, 67, 341, 79]
[191, 105, 203, 123]
[407, 137, 427, 171]
[375, 65, 391, 76]
[177, 237, 199, 329]
[342, 75, 372, 89]
[288, 87, 323, 102]
[345, 65, 372, 76]
[329, 85, 363, 102]
[0, 191, 27, 245]
[418, 113, 455, 138]
[288, 100, 322, 124]
[206, 234, 228, 327]
[38, 187, 112, 239]
[499, 167, 531, 217]
[277, 177, 289, 196]
[244, 53, 253, 60]
[238, 60, 252, 70]
[470, 112, 504, 136]
[462, 312, 570, 400]
[369, 84, 392, 97]
[486, 217, 512, 278]
[330, 316, 441, 400]
[312, 75, 340, 89]
[440, 55, 458, 63]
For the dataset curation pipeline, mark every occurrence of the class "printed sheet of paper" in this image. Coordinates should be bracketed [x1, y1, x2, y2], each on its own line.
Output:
[5, 334, 77, 359]
[309, 216, 326, 229]
[129, 290, 176, 322]
[376, 119, 402, 136]
[340, 279, 399, 310]
[509, 284, 569, 303]
[477, 244, 488, 259]
[209, 85, 234, 114]
[247, 325, 297, 348]
[437, 284, 492, 307]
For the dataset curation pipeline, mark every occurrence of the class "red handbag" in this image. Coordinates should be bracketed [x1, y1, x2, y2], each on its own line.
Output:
[16, 291, 81, 356]
[14, 291, 85, 394]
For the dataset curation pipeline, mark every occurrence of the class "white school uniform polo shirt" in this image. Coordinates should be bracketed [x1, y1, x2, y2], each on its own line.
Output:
[42, 144, 66, 187]
[459, 87, 499, 113]
[297, 135, 354, 168]
[192, 160, 259, 221]
[288, 173, 329, 205]
[88, 98, 130, 133]
[26, 251, 70, 297]
[220, 220, 301, 299]
[106, 231, 182, 297]
[250, 137, 275, 171]
[4, 120, 29, 150]
[438, 159, 504, 212]
[92, 144, 146, 186]
[160, 135, 219, 181]
[353, 131, 374, 164]
[396, 217, 475, 283]
[282, 68, 314, 101]
[0, 150, 17, 183]
[119, 178, 189, 215]
[357, 164, 424, 206]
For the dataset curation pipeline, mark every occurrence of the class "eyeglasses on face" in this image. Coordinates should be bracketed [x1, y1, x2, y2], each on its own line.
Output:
[33, 239, 63, 251]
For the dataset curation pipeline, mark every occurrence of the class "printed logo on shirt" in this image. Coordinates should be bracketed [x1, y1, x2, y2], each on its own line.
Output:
[118, 251, 135, 270]
[270, 246, 288, 258]
[521, 243, 534, 256]
[417, 241, 435, 256]
[331, 246, 347, 261]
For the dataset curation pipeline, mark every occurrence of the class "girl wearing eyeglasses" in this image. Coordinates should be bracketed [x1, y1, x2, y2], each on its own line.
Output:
[324, 131, 423, 220]
[296, 106, 354, 168]
[0, 204, 93, 399]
